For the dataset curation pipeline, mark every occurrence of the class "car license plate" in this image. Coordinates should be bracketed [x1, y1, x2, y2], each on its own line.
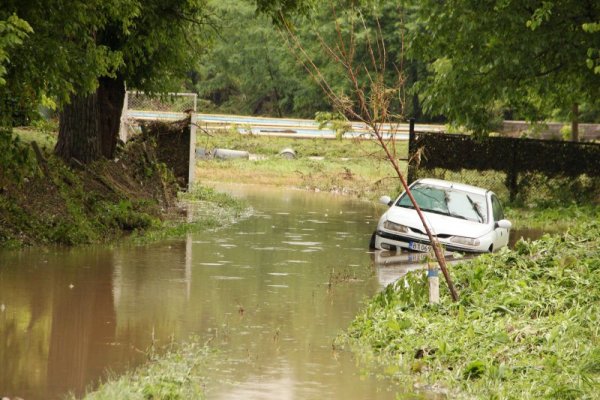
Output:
[408, 241, 432, 253]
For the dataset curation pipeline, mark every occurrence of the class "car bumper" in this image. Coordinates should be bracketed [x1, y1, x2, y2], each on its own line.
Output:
[375, 230, 488, 253]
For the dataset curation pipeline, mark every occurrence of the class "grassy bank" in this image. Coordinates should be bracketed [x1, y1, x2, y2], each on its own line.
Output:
[132, 185, 250, 244]
[506, 204, 600, 232]
[78, 341, 209, 400]
[340, 218, 600, 399]
[196, 129, 407, 200]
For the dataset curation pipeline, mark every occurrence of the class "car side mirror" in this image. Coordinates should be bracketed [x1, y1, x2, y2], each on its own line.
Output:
[379, 195, 393, 207]
[495, 219, 512, 229]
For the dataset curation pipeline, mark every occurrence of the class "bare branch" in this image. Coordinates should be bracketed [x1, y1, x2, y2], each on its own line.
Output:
[278, 1, 459, 301]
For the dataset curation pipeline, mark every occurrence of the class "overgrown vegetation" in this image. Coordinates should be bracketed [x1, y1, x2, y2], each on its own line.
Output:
[133, 186, 249, 244]
[340, 218, 600, 399]
[506, 204, 600, 231]
[0, 128, 246, 249]
[78, 341, 209, 400]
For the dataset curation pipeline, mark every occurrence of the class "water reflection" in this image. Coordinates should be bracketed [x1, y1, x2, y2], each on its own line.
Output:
[371, 227, 545, 287]
[510, 228, 544, 247]
[0, 249, 118, 399]
[0, 183, 549, 400]
[370, 250, 476, 287]
[0, 184, 401, 400]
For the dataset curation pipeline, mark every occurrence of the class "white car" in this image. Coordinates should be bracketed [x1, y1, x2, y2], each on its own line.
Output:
[372, 178, 512, 253]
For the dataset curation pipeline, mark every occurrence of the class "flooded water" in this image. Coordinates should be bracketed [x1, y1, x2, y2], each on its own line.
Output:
[1, 184, 405, 400]
[0, 184, 545, 400]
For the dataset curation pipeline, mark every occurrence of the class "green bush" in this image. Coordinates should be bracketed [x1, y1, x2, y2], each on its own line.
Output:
[0, 129, 35, 183]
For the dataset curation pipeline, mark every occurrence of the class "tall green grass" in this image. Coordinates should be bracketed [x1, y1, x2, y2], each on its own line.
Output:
[341, 219, 600, 399]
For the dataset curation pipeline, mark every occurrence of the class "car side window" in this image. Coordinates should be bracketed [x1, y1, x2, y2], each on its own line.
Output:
[491, 195, 504, 221]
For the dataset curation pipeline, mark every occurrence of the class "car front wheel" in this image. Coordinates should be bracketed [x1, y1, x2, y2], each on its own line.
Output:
[369, 231, 376, 249]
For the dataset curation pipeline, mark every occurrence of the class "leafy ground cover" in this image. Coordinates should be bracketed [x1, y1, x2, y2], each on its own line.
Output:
[341, 219, 600, 399]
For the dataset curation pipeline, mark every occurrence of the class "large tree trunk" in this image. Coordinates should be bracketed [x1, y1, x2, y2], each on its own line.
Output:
[97, 76, 125, 158]
[55, 92, 101, 164]
[55, 77, 125, 164]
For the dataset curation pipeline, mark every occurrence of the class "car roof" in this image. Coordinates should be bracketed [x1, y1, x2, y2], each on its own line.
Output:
[414, 178, 490, 196]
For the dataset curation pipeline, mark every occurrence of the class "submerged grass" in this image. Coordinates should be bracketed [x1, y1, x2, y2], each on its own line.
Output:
[79, 341, 209, 400]
[341, 218, 600, 399]
[133, 186, 250, 244]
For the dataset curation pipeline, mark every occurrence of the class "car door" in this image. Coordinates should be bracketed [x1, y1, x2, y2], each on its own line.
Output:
[491, 194, 509, 250]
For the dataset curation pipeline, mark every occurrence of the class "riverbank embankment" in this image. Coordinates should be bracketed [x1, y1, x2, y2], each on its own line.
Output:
[1, 125, 246, 250]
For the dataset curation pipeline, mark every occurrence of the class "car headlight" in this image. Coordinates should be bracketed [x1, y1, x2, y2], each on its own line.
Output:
[383, 220, 409, 233]
[449, 236, 480, 246]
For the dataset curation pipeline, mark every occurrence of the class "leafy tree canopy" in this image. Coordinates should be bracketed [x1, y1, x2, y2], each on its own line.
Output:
[193, 0, 416, 119]
[255, 0, 314, 21]
[191, 0, 324, 117]
[0, 14, 32, 86]
[1, 0, 131, 107]
[407, 0, 600, 133]
[0, 0, 216, 113]
[0, 0, 299, 126]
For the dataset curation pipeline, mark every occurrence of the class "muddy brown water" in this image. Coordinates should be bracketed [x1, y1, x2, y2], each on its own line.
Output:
[0, 184, 543, 400]
[0, 184, 398, 399]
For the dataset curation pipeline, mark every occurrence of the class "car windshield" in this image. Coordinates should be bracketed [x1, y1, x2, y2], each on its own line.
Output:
[395, 183, 488, 223]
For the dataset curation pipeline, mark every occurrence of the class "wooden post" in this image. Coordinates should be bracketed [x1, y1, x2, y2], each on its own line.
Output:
[572, 103, 579, 142]
[31, 141, 51, 178]
[119, 89, 129, 142]
[188, 113, 197, 191]
[407, 118, 416, 183]
[506, 139, 519, 202]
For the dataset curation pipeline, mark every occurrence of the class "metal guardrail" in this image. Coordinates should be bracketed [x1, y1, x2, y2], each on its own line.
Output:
[125, 110, 445, 140]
